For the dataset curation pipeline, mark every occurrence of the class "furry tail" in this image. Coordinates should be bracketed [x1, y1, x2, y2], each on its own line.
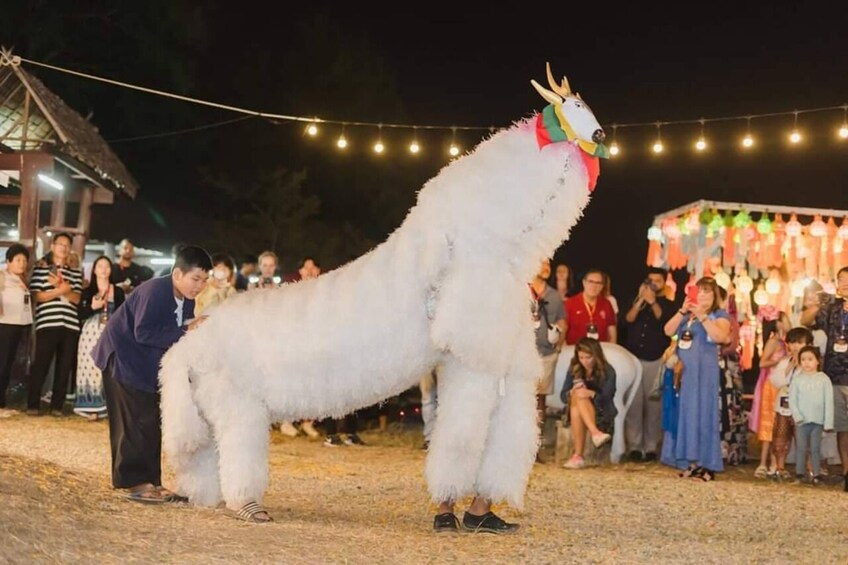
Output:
[159, 341, 211, 462]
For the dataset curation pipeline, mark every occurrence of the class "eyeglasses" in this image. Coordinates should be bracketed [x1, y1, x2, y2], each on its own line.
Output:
[585, 279, 604, 285]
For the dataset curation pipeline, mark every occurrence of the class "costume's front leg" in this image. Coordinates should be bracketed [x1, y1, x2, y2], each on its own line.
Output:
[425, 354, 500, 504]
[474, 371, 538, 510]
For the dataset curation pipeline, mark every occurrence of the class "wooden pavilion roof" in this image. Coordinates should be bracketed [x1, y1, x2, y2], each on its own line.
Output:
[0, 52, 138, 198]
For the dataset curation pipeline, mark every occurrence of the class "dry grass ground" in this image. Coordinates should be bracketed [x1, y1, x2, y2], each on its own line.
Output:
[1, 413, 848, 564]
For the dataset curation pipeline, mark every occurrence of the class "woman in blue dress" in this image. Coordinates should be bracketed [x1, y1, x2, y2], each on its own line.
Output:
[661, 277, 731, 481]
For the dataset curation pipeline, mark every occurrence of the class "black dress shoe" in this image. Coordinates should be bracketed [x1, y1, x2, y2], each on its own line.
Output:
[433, 512, 460, 534]
[462, 511, 520, 534]
[643, 452, 657, 462]
[628, 450, 644, 462]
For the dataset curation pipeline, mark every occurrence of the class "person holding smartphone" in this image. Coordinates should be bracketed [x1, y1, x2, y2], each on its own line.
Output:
[661, 276, 731, 481]
[623, 267, 675, 462]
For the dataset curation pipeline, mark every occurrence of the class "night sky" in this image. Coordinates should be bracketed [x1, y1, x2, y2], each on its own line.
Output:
[4, 3, 848, 297]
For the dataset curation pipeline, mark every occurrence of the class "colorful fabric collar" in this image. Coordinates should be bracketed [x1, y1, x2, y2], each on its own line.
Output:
[535, 104, 609, 159]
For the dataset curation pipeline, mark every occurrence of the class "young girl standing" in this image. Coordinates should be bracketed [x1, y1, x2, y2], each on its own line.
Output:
[789, 345, 834, 484]
[768, 327, 814, 481]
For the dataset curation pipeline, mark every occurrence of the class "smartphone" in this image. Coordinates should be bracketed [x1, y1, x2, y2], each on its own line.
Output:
[685, 284, 699, 304]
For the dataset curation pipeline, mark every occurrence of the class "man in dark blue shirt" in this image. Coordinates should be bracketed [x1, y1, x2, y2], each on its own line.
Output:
[622, 267, 675, 461]
[93, 245, 212, 504]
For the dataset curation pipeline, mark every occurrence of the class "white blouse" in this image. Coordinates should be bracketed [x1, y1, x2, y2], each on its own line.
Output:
[0, 270, 33, 325]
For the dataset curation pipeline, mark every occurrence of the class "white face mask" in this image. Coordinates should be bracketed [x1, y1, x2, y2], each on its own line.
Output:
[212, 269, 229, 282]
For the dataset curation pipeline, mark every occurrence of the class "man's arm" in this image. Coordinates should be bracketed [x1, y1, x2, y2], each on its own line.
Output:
[132, 286, 185, 349]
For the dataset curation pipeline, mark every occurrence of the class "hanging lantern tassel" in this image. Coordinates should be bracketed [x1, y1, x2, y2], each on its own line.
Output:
[646, 238, 663, 267]
[723, 226, 736, 266]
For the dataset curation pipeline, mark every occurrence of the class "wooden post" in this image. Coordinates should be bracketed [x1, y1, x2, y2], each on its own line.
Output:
[18, 152, 53, 254]
[73, 185, 94, 256]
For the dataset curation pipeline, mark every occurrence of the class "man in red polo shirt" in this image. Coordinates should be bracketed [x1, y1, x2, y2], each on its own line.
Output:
[565, 269, 618, 345]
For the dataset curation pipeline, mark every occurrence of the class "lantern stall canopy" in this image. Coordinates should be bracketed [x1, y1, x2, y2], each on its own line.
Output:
[646, 199, 848, 327]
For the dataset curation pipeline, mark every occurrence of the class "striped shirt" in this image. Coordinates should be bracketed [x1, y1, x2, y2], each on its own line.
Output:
[29, 264, 83, 331]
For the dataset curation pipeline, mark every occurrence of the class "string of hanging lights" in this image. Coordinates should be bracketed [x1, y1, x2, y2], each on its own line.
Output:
[7, 52, 848, 159]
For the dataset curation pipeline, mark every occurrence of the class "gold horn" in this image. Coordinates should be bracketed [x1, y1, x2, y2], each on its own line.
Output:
[545, 62, 572, 97]
[531, 79, 562, 106]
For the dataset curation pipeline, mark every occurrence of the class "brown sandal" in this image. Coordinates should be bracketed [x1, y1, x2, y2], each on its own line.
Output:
[126, 484, 169, 505]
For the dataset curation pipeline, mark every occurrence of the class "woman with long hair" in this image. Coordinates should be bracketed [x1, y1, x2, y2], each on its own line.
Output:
[74, 256, 124, 420]
[749, 307, 791, 478]
[559, 338, 617, 469]
[661, 276, 731, 481]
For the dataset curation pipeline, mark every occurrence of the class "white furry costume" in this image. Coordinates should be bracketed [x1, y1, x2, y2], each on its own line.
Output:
[160, 68, 606, 512]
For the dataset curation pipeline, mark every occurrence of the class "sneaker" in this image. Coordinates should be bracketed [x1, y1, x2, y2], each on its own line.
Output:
[323, 434, 343, 447]
[344, 433, 367, 446]
[433, 512, 460, 534]
[591, 432, 611, 448]
[278, 421, 300, 437]
[628, 450, 644, 462]
[811, 475, 823, 486]
[562, 455, 585, 469]
[462, 511, 519, 534]
[643, 452, 658, 462]
[50, 409, 64, 417]
[775, 470, 793, 482]
[754, 465, 769, 479]
[300, 420, 320, 438]
[820, 473, 845, 486]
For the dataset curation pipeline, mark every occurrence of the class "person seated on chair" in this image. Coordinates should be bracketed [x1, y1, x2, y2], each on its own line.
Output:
[560, 337, 617, 469]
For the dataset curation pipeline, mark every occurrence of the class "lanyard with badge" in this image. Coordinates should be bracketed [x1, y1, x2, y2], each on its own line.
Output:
[584, 297, 599, 339]
[678, 315, 695, 350]
[834, 305, 848, 353]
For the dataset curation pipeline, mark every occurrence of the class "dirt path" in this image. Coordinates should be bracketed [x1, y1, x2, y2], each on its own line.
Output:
[1, 414, 847, 564]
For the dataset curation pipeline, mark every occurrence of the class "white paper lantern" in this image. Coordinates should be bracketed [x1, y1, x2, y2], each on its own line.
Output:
[765, 277, 781, 295]
[715, 271, 731, 289]
[736, 274, 754, 294]
[754, 286, 769, 306]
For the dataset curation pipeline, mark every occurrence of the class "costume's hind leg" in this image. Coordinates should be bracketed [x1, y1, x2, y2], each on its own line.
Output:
[198, 377, 271, 510]
[425, 354, 500, 504]
[172, 442, 222, 507]
[475, 373, 539, 510]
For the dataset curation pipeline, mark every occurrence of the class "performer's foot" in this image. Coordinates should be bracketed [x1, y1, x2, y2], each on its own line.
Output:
[230, 501, 273, 523]
[433, 512, 460, 534]
[462, 511, 519, 534]
[344, 433, 367, 446]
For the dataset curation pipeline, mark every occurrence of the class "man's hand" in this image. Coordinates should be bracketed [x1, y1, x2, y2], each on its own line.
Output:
[186, 315, 209, 331]
[55, 279, 72, 296]
[640, 284, 657, 304]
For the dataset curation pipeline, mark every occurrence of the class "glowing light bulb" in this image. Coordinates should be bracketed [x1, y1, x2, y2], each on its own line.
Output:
[449, 144, 460, 157]
[373, 141, 384, 154]
[409, 141, 420, 154]
[789, 130, 802, 144]
[839, 124, 848, 139]
[754, 286, 769, 306]
[742, 134, 754, 148]
[336, 135, 347, 149]
[306, 123, 318, 136]
[609, 142, 620, 156]
[695, 137, 707, 151]
[652, 141, 664, 154]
